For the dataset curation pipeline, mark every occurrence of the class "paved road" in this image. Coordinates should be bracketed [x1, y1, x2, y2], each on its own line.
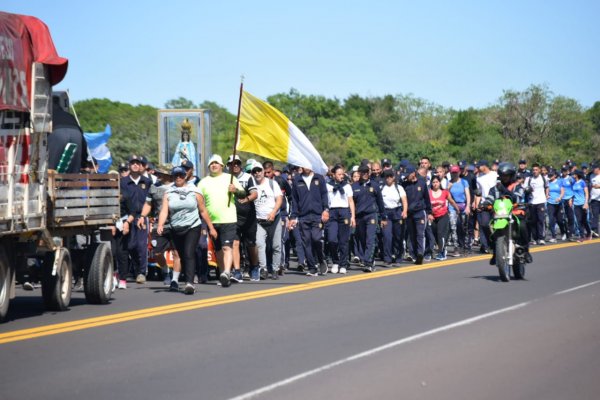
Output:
[0, 241, 598, 400]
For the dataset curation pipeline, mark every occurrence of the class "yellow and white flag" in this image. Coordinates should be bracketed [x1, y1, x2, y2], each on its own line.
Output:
[238, 91, 328, 175]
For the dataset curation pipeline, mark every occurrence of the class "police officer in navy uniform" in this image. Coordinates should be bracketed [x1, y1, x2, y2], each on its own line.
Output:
[352, 164, 387, 272]
[289, 167, 330, 276]
[117, 155, 152, 286]
[402, 165, 432, 265]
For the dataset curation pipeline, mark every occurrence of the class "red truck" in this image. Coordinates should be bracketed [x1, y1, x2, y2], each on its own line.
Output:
[0, 12, 119, 321]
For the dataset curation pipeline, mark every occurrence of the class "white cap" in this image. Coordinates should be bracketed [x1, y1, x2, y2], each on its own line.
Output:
[250, 161, 263, 171]
[207, 154, 224, 167]
[227, 154, 241, 164]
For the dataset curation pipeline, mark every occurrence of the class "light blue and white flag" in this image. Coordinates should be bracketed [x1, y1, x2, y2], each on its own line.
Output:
[84, 124, 112, 173]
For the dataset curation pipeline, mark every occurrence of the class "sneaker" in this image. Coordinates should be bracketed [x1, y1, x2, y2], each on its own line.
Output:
[404, 254, 415, 262]
[73, 277, 84, 291]
[415, 254, 424, 265]
[169, 280, 179, 292]
[112, 275, 118, 293]
[23, 281, 34, 291]
[592, 231, 600, 238]
[183, 283, 195, 295]
[136, 274, 146, 284]
[363, 265, 374, 273]
[548, 238, 557, 243]
[278, 268, 284, 276]
[451, 249, 461, 257]
[306, 269, 318, 277]
[339, 267, 347, 274]
[424, 254, 432, 262]
[434, 253, 447, 261]
[561, 234, 567, 241]
[351, 256, 360, 263]
[489, 254, 496, 265]
[219, 272, 231, 287]
[163, 275, 171, 286]
[524, 252, 533, 264]
[118, 279, 127, 289]
[569, 237, 579, 242]
[250, 268, 260, 282]
[297, 263, 305, 272]
[260, 268, 268, 280]
[271, 272, 279, 280]
[231, 270, 243, 283]
[319, 261, 328, 276]
[538, 240, 546, 245]
[330, 264, 339, 274]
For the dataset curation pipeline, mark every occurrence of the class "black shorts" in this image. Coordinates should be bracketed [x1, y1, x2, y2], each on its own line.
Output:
[235, 214, 257, 247]
[213, 223, 237, 251]
[150, 227, 174, 254]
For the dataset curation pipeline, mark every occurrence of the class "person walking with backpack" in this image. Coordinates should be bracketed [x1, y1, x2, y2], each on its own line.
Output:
[380, 169, 407, 266]
[524, 163, 549, 245]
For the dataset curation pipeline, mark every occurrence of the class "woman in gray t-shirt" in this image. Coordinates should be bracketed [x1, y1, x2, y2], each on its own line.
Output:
[158, 167, 216, 294]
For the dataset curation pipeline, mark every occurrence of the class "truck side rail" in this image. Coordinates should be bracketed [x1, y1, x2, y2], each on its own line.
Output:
[47, 171, 119, 228]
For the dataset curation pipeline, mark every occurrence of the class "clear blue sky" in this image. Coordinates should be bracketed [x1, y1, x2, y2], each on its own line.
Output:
[4, 0, 599, 113]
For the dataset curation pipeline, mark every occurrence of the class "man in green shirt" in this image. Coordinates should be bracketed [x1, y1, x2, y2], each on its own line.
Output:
[197, 154, 246, 287]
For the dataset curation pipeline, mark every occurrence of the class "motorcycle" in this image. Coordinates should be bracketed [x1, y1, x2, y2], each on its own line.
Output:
[490, 197, 526, 282]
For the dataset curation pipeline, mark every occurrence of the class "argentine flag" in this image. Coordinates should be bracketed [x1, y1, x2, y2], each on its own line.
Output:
[84, 124, 112, 173]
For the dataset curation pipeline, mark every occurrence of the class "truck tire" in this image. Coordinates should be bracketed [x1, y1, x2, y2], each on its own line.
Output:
[84, 242, 113, 304]
[42, 248, 73, 311]
[0, 246, 13, 322]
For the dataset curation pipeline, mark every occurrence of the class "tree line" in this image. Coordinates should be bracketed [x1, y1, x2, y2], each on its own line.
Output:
[74, 84, 600, 170]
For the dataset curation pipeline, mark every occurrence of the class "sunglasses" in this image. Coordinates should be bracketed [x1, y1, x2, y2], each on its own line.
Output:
[252, 169, 263, 174]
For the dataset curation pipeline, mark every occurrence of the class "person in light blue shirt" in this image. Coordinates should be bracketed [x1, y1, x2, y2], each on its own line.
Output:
[546, 169, 565, 242]
[559, 166, 576, 240]
[572, 170, 591, 241]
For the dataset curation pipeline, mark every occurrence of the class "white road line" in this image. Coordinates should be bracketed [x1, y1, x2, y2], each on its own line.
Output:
[554, 280, 600, 295]
[228, 279, 600, 400]
[228, 301, 531, 400]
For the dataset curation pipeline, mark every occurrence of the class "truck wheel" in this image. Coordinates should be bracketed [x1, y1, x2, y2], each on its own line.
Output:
[84, 243, 113, 304]
[0, 246, 13, 322]
[42, 248, 73, 311]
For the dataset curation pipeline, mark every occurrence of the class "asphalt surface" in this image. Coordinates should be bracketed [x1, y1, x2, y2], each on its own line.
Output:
[0, 241, 598, 400]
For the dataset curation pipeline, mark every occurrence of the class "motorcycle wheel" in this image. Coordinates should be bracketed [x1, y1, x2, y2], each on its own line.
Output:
[495, 235, 510, 282]
[512, 258, 526, 280]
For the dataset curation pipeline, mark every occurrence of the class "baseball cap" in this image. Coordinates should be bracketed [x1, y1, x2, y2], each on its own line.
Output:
[171, 166, 186, 176]
[405, 165, 416, 174]
[250, 161, 263, 172]
[118, 162, 128, 171]
[207, 154, 224, 167]
[450, 165, 460, 173]
[477, 159, 489, 167]
[128, 154, 143, 164]
[139, 155, 148, 166]
[381, 158, 392, 167]
[382, 169, 395, 178]
[442, 161, 450, 168]
[519, 159, 527, 164]
[466, 164, 476, 172]
[146, 162, 155, 171]
[227, 154, 242, 164]
[180, 159, 194, 170]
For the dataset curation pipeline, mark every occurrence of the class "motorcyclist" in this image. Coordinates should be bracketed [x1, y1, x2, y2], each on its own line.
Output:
[481, 162, 533, 266]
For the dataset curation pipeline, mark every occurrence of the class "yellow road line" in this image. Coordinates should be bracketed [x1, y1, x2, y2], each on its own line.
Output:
[0, 240, 597, 345]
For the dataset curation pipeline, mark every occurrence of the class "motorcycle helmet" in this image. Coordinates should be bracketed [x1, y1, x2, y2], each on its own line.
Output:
[497, 162, 516, 178]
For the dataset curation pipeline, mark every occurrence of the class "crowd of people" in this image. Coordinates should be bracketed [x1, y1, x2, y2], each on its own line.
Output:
[107, 153, 599, 295]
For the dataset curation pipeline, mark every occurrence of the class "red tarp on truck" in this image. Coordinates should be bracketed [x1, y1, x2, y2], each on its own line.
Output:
[0, 11, 68, 112]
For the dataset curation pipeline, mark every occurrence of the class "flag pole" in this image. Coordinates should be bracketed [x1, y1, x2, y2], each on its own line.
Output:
[228, 75, 244, 207]
[65, 90, 98, 173]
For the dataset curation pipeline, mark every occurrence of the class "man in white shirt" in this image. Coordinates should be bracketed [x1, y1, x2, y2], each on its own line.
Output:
[525, 163, 549, 244]
[250, 161, 283, 280]
[590, 164, 600, 237]
[474, 160, 498, 253]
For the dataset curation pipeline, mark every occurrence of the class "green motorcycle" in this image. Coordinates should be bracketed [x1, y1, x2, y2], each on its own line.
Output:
[490, 197, 526, 282]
